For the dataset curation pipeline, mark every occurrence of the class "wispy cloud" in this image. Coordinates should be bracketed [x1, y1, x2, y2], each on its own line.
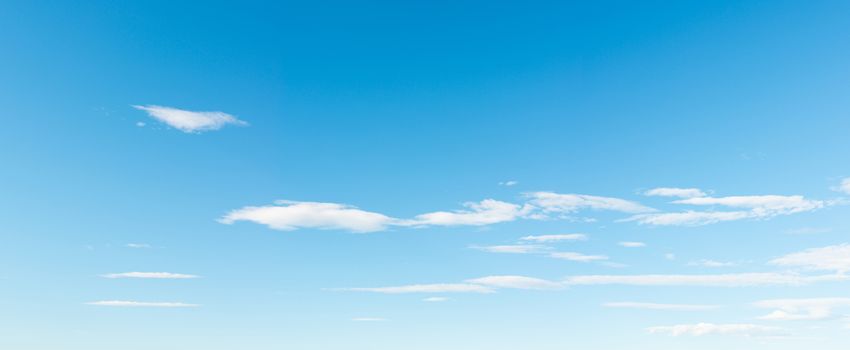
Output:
[644, 187, 707, 198]
[769, 243, 850, 273]
[618, 241, 646, 248]
[132, 105, 247, 133]
[338, 284, 494, 294]
[352, 317, 387, 322]
[410, 199, 530, 226]
[564, 272, 847, 287]
[525, 192, 655, 214]
[754, 298, 850, 321]
[604, 302, 719, 311]
[834, 178, 850, 195]
[549, 252, 608, 262]
[423, 297, 449, 302]
[688, 259, 736, 268]
[87, 301, 199, 308]
[466, 275, 564, 290]
[101, 272, 199, 279]
[647, 323, 782, 337]
[627, 194, 824, 226]
[471, 245, 547, 254]
[499, 180, 518, 186]
[520, 234, 587, 242]
[125, 243, 151, 249]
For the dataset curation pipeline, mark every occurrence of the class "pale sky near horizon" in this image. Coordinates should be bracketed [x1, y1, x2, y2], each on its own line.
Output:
[2, 1, 850, 349]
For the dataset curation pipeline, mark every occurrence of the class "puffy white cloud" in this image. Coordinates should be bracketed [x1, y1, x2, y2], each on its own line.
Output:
[688, 259, 736, 268]
[644, 188, 707, 198]
[219, 200, 396, 233]
[525, 192, 655, 214]
[603, 302, 719, 311]
[87, 301, 198, 308]
[754, 298, 850, 321]
[132, 105, 247, 133]
[340, 283, 494, 294]
[411, 199, 529, 226]
[769, 244, 850, 273]
[101, 272, 199, 279]
[520, 234, 587, 242]
[647, 323, 781, 337]
[564, 272, 848, 287]
[619, 241, 646, 248]
[472, 245, 547, 254]
[465, 275, 564, 290]
[550, 252, 608, 262]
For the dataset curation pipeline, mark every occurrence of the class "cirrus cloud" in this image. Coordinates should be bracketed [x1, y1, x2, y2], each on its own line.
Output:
[132, 105, 247, 133]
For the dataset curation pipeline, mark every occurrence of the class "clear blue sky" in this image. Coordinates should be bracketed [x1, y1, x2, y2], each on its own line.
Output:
[2, 1, 850, 349]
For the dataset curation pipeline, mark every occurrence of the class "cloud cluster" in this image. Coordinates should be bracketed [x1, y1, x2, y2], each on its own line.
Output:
[133, 105, 247, 133]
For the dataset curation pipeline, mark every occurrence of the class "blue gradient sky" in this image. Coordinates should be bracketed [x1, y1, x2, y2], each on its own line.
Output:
[2, 1, 850, 349]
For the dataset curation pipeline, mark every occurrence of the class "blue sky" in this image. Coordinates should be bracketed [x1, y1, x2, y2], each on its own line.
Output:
[2, 1, 850, 349]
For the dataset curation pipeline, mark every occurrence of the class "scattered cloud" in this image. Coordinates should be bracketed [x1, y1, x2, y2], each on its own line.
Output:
[525, 192, 655, 214]
[87, 301, 198, 308]
[423, 297, 449, 302]
[564, 272, 848, 287]
[834, 178, 850, 195]
[339, 283, 494, 294]
[604, 302, 720, 311]
[619, 241, 646, 248]
[627, 194, 824, 226]
[101, 272, 199, 279]
[466, 275, 564, 290]
[352, 317, 387, 322]
[125, 243, 151, 249]
[644, 188, 707, 198]
[688, 259, 736, 268]
[769, 244, 850, 273]
[647, 323, 782, 337]
[219, 200, 396, 233]
[520, 234, 587, 242]
[754, 298, 850, 321]
[472, 245, 547, 254]
[550, 252, 608, 262]
[499, 180, 518, 186]
[411, 199, 530, 226]
[132, 105, 247, 133]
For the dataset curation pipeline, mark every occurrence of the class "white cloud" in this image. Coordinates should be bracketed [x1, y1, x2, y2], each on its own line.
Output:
[754, 298, 850, 321]
[499, 180, 518, 186]
[835, 178, 850, 195]
[627, 194, 824, 226]
[423, 297, 449, 302]
[132, 105, 247, 133]
[665, 253, 677, 260]
[628, 210, 754, 226]
[339, 283, 494, 294]
[219, 200, 396, 233]
[125, 243, 151, 249]
[619, 241, 646, 248]
[770, 244, 850, 273]
[520, 234, 588, 242]
[688, 259, 736, 268]
[472, 245, 547, 254]
[647, 323, 781, 337]
[644, 188, 707, 198]
[101, 272, 199, 279]
[564, 272, 848, 287]
[87, 301, 198, 308]
[550, 252, 608, 262]
[466, 275, 564, 290]
[604, 302, 719, 311]
[410, 199, 529, 226]
[352, 317, 387, 322]
[525, 192, 655, 214]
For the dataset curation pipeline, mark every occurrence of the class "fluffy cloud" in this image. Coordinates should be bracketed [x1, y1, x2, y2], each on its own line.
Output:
[219, 200, 396, 233]
[465, 275, 563, 290]
[619, 241, 646, 248]
[525, 192, 655, 214]
[627, 194, 824, 226]
[549, 252, 608, 262]
[340, 283, 494, 294]
[769, 244, 850, 273]
[87, 301, 198, 308]
[101, 272, 199, 279]
[472, 245, 547, 254]
[564, 273, 847, 287]
[520, 234, 587, 242]
[754, 298, 850, 321]
[411, 199, 529, 226]
[603, 302, 719, 311]
[644, 188, 707, 198]
[647, 323, 781, 337]
[132, 105, 247, 133]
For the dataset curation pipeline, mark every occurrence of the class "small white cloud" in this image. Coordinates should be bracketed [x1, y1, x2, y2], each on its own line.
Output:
[754, 298, 850, 321]
[525, 192, 655, 214]
[834, 178, 850, 195]
[132, 105, 247, 133]
[770, 244, 850, 273]
[339, 284, 494, 294]
[101, 272, 199, 279]
[125, 243, 151, 249]
[519, 234, 588, 242]
[564, 272, 848, 287]
[549, 252, 608, 262]
[604, 302, 719, 311]
[644, 188, 707, 198]
[423, 297, 449, 302]
[135, 121, 146, 127]
[219, 200, 396, 233]
[466, 275, 564, 290]
[619, 241, 646, 248]
[688, 259, 736, 268]
[647, 323, 782, 337]
[472, 245, 547, 254]
[665, 253, 677, 260]
[627, 194, 824, 226]
[352, 317, 387, 322]
[410, 199, 530, 226]
[499, 180, 518, 186]
[87, 301, 198, 308]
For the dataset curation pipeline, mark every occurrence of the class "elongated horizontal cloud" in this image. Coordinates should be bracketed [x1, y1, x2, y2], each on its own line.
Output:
[619, 241, 646, 248]
[550, 252, 608, 262]
[769, 244, 850, 272]
[754, 298, 850, 321]
[647, 323, 781, 337]
[472, 245, 547, 254]
[410, 199, 529, 226]
[101, 272, 199, 279]
[339, 283, 494, 294]
[627, 194, 824, 226]
[466, 275, 564, 290]
[132, 105, 247, 133]
[526, 192, 655, 214]
[219, 201, 395, 233]
[87, 301, 199, 308]
[688, 259, 736, 268]
[423, 297, 449, 302]
[604, 302, 719, 311]
[644, 188, 707, 198]
[520, 234, 587, 242]
[564, 272, 848, 287]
